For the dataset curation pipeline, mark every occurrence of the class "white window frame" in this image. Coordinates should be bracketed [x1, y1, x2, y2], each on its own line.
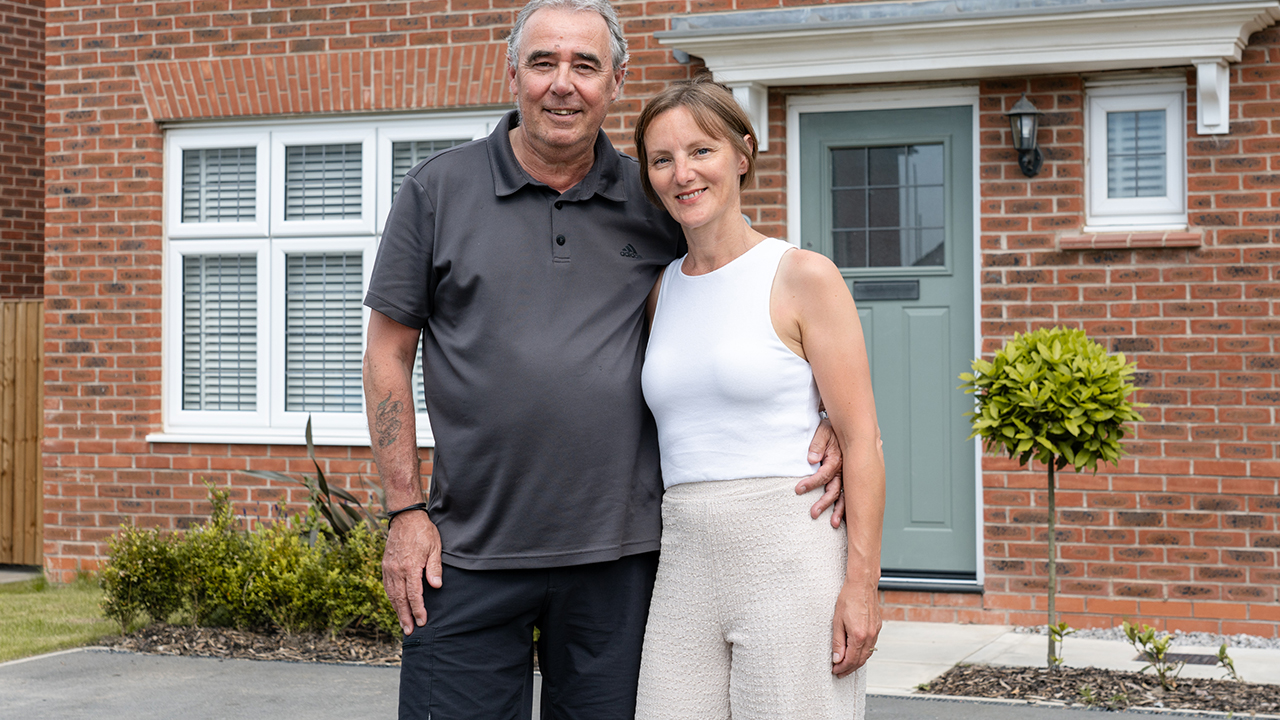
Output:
[1085, 80, 1187, 230]
[376, 117, 496, 233]
[271, 128, 378, 237]
[156, 111, 506, 446]
[268, 237, 378, 434]
[164, 239, 271, 431]
[165, 131, 270, 238]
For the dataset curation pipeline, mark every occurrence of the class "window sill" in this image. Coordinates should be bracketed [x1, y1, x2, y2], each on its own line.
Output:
[1058, 230, 1203, 251]
[145, 430, 436, 448]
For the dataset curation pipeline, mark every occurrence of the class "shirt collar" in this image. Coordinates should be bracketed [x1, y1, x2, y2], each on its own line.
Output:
[489, 110, 628, 203]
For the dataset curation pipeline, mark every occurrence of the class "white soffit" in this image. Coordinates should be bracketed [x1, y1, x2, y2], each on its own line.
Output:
[658, 0, 1280, 138]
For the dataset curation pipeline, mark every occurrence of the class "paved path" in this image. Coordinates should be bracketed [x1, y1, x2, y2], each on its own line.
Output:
[4, 618, 1277, 718]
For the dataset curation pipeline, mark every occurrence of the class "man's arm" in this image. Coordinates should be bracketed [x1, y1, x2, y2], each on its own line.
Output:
[363, 309, 441, 635]
[796, 417, 846, 526]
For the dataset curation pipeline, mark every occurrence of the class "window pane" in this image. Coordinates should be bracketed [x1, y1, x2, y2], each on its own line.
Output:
[1107, 110, 1166, 198]
[867, 147, 903, 186]
[285, 144, 363, 221]
[868, 230, 901, 267]
[182, 255, 257, 411]
[285, 253, 364, 412]
[412, 353, 427, 414]
[831, 148, 867, 188]
[832, 231, 867, 269]
[391, 139, 468, 203]
[182, 148, 256, 223]
[832, 189, 867, 230]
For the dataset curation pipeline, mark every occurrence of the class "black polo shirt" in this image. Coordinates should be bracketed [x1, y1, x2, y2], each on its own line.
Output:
[365, 111, 684, 570]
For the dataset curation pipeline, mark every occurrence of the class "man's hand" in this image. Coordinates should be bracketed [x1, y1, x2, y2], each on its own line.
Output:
[796, 416, 845, 527]
[382, 511, 443, 635]
[831, 577, 882, 677]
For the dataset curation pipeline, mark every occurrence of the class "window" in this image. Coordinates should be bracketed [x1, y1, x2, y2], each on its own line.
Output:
[162, 113, 503, 444]
[1086, 80, 1186, 228]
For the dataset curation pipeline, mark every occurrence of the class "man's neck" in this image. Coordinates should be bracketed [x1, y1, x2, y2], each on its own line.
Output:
[509, 127, 597, 195]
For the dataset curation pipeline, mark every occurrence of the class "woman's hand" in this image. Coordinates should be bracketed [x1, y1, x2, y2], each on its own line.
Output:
[831, 574, 882, 677]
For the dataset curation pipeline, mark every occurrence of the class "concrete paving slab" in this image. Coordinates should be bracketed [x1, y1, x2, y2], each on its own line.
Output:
[0, 565, 41, 584]
[866, 620, 1012, 695]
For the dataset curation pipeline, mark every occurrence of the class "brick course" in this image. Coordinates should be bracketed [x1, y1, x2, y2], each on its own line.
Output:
[41, 1, 1280, 636]
[0, 0, 44, 298]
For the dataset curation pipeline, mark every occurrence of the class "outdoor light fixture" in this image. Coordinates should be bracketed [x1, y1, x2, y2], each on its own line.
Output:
[1007, 94, 1044, 178]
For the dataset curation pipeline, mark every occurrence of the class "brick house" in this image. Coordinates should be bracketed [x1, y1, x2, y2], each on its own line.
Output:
[38, 0, 1280, 637]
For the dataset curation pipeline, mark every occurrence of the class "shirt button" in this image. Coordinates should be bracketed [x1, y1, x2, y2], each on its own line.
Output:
[555, 234, 566, 246]
[554, 201, 563, 209]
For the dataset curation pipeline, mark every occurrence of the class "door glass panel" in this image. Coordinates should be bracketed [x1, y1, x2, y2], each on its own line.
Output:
[832, 189, 867, 229]
[831, 143, 946, 269]
[832, 230, 866, 269]
[868, 230, 901, 267]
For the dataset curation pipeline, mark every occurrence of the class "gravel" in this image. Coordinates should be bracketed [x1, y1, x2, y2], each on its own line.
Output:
[1014, 624, 1280, 649]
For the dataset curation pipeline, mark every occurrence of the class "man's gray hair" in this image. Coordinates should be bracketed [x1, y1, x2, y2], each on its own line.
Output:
[506, 0, 629, 73]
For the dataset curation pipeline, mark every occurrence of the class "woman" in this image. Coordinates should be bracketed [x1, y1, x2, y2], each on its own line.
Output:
[634, 76, 886, 720]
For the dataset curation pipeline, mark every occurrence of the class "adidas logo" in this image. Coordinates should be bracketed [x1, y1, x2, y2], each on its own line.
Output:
[620, 244, 642, 259]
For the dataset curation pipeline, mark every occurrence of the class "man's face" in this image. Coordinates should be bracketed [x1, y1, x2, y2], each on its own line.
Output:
[508, 7, 625, 158]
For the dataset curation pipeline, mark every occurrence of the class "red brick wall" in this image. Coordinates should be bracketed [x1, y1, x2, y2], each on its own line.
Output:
[41, 2, 1280, 636]
[885, 32, 1280, 636]
[0, 0, 43, 298]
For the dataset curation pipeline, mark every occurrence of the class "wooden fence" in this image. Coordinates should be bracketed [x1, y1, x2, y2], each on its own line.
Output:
[1, 300, 43, 566]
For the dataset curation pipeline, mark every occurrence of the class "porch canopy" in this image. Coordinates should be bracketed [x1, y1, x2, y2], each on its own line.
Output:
[656, 0, 1280, 149]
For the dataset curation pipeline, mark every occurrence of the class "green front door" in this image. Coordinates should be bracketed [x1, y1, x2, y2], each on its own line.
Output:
[800, 105, 976, 584]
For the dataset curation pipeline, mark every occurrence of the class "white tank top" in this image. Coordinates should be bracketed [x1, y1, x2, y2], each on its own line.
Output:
[641, 238, 821, 489]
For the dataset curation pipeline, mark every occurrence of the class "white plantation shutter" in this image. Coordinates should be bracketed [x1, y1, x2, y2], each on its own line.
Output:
[284, 144, 363, 221]
[284, 253, 364, 413]
[1107, 110, 1166, 198]
[182, 255, 257, 411]
[182, 148, 256, 223]
[391, 139, 467, 203]
[413, 353, 427, 413]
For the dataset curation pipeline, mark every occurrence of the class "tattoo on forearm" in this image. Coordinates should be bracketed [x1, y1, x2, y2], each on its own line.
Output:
[376, 392, 404, 449]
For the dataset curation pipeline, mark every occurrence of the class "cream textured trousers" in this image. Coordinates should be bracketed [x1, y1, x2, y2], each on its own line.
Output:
[635, 477, 867, 720]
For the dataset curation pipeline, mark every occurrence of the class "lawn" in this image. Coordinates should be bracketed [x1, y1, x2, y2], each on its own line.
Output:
[0, 575, 120, 663]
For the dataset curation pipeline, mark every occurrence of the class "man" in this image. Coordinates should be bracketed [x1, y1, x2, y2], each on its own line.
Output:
[362, 1, 844, 717]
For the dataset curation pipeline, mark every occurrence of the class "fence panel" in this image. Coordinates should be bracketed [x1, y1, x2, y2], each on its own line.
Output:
[1, 300, 43, 567]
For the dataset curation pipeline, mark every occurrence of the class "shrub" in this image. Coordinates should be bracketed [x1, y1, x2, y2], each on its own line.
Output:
[99, 525, 184, 630]
[961, 327, 1144, 669]
[100, 484, 395, 637]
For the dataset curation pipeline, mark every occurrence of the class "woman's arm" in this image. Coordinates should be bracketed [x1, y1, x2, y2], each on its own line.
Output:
[773, 248, 886, 678]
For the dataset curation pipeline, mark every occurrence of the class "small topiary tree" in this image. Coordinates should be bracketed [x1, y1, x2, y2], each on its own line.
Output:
[960, 326, 1145, 669]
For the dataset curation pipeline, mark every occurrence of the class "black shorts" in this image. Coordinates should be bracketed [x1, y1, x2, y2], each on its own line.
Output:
[399, 552, 659, 720]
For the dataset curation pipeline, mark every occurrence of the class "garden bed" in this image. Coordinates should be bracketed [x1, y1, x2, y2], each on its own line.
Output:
[925, 663, 1280, 715]
[102, 624, 401, 666]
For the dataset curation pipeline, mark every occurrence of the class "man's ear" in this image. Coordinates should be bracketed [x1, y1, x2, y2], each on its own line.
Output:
[611, 62, 628, 102]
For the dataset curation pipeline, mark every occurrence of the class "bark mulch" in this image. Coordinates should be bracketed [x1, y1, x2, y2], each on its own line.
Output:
[925, 664, 1280, 715]
[101, 624, 403, 666]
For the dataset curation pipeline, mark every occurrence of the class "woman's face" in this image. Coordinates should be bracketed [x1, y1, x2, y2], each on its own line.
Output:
[643, 106, 750, 235]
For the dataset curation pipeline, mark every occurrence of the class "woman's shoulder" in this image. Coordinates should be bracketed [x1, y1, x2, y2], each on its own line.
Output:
[774, 243, 844, 289]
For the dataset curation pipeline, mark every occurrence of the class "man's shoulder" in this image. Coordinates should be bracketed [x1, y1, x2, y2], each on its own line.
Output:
[404, 137, 492, 186]
[612, 148, 643, 179]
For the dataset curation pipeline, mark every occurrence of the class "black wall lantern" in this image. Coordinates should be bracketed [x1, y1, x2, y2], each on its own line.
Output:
[1007, 94, 1044, 178]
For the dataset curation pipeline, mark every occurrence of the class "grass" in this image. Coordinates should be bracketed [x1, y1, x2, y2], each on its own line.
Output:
[0, 574, 121, 663]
